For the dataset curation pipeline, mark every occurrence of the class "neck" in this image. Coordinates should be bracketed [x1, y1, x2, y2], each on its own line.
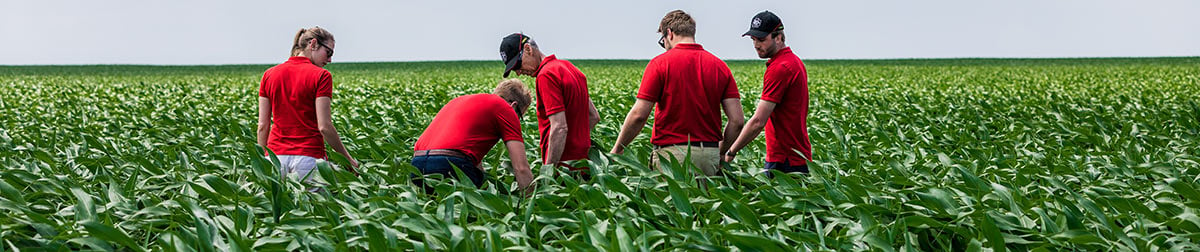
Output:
[675, 37, 697, 45]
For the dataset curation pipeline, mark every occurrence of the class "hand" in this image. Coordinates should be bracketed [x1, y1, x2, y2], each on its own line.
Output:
[722, 154, 735, 163]
[610, 146, 624, 155]
[346, 157, 361, 176]
[521, 185, 534, 198]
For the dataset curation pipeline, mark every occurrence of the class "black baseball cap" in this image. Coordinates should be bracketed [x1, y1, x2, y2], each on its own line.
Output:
[743, 11, 783, 38]
[500, 33, 530, 78]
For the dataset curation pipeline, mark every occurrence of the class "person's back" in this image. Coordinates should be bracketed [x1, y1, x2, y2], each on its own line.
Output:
[256, 26, 358, 186]
[261, 58, 331, 158]
[611, 10, 745, 177]
[640, 43, 738, 146]
[414, 93, 521, 163]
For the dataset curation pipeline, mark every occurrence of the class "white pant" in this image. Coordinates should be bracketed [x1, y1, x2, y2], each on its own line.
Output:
[278, 155, 318, 182]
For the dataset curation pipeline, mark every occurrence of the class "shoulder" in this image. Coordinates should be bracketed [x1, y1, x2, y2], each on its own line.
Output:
[262, 63, 288, 76]
[771, 57, 803, 73]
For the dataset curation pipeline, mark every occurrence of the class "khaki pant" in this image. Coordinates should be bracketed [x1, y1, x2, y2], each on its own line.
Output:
[650, 145, 721, 176]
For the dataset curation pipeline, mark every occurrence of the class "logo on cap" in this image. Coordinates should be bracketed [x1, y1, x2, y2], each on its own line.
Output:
[500, 51, 508, 62]
[752, 18, 762, 29]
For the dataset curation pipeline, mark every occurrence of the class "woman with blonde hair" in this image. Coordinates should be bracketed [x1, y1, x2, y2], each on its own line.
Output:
[257, 26, 359, 183]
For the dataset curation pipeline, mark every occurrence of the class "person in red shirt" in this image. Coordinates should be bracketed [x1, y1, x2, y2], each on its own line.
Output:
[499, 33, 600, 177]
[611, 10, 746, 177]
[725, 11, 813, 178]
[412, 79, 535, 193]
[257, 26, 358, 185]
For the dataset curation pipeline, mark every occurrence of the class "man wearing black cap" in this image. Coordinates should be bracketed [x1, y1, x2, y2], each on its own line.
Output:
[724, 11, 813, 178]
[500, 33, 599, 176]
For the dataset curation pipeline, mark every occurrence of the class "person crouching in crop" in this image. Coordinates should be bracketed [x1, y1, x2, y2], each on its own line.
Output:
[257, 26, 360, 187]
[411, 79, 535, 195]
[724, 11, 813, 178]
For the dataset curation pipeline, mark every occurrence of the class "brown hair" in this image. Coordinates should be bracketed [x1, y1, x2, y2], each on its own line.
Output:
[493, 79, 532, 114]
[291, 26, 335, 56]
[658, 10, 696, 37]
[771, 31, 786, 43]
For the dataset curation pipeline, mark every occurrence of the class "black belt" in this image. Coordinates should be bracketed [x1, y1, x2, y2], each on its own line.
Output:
[414, 149, 473, 163]
[654, 141, 719, 149]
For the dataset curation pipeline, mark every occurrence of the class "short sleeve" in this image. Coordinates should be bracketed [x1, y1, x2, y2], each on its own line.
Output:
[537, 71, 567, 115]
[258, 73, 270, 98]
[722, 66, 740, 100]
[496, 102, 524, 142]
[761, 64, 793, 103]
[315, 71, 333, 98]
[636, 59, 664, 102]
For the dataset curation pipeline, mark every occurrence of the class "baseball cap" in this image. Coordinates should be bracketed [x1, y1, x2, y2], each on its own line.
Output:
[743, 11, 783, 38]
[500, 33, 530, 77]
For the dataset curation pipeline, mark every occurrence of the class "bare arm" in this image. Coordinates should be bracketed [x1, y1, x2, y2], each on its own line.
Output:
[725, 100, 776, 161]
[545, 112, 569, 164]
[504, 140, 534, 194]
[256, 97, 272, 148]
[611, 99, 655, 154]
[316, 97, 359, 173]
[587, 99, 600, 131]
[719, 98, 746, 155]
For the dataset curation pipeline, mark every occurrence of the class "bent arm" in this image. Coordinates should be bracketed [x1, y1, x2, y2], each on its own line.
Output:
[726, 100, 776, 159]
[611, 99, 655, 154]
[588, 99, 600, 131]
[257, 97, 272, 148]
[316, 97, 358, 170]
[719, 98, 746, 155]
[545, 112, 569, 164]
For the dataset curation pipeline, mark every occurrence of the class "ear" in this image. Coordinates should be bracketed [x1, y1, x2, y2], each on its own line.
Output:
[308, 38, 319, 50]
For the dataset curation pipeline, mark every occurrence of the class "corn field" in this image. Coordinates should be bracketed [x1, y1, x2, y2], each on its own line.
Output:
[1, 58, 1199, 251]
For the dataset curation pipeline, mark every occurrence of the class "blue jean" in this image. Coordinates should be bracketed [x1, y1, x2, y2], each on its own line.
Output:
[764, 161, 809, 178]
[411, 155, 485, 190]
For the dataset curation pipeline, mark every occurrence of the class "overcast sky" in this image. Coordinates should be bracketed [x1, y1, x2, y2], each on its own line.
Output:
[3, 0, 1198, 65]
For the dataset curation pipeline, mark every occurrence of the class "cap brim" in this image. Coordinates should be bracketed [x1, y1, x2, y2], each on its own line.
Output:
[502, 50, 521, 77]
[743, 30, 770, 38]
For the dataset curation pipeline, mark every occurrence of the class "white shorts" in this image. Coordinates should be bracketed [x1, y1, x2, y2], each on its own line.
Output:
[277, 155, 319, 183]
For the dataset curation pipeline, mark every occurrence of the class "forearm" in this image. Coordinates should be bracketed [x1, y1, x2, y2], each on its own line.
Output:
[611, 115, 646, 153]
[504, 141, 534, 191]
[545, 127, 568, 164]
[320, 127, 352, 159]
[728, 118, 767, 155]
[720, 123, 742, 154]
[256, 125, 270, 148]
[588, 100, 600, 131]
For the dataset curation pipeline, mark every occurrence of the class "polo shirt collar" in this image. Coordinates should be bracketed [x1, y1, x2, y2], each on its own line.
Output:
[533, 54, 557, 77]
[766, 47, 793, 66]
[672, 43, 704, 50]
[287, 56, 313, 65]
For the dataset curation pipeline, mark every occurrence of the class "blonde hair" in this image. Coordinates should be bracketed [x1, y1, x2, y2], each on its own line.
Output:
[494, 79, 532, 114]
[658, 10, 696, 37]
[291, 26, 335, 56]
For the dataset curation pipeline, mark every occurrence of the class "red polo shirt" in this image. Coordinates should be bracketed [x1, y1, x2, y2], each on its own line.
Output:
[414, 94, 524, 165]
[534, 55, 592, 162]
[761, 47, 812, 165]
[637, 43, 740, 146]
[259, 56, 332, 159]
